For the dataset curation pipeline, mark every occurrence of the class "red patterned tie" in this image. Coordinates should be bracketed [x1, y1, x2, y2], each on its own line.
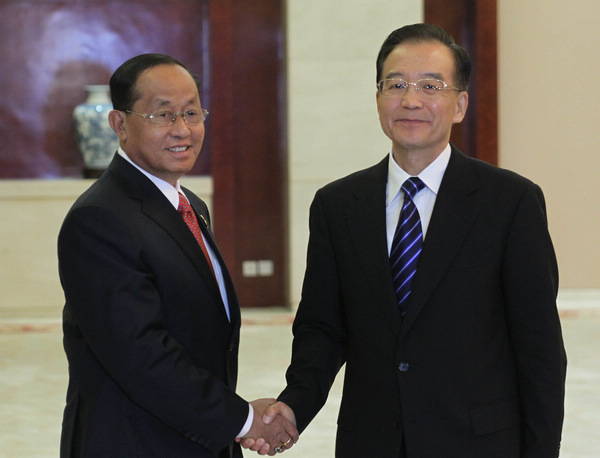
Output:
[177, 192, 215, 277]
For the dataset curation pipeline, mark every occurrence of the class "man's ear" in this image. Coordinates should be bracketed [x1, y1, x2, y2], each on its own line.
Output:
[453, 91, 469, 124]
[108, 110, 127, 142]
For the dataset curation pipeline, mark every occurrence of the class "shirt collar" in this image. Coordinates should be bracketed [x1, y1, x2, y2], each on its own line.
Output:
[387, 144, 452, 206]
[117, 147, 182, 208]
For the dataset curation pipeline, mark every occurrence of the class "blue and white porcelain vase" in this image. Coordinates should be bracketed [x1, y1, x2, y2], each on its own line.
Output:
[73, 85, 119, 177]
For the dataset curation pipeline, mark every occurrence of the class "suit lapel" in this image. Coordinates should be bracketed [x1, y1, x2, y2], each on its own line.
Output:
[108, 155, 229, 322]
[400, 148, 482, 335]
[346, 157, 404, 332]
[184, 191, 242, 328]
[141, 197, 223, 300]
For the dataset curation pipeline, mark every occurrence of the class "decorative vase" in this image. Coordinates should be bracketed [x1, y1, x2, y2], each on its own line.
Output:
[73, 85, 119, 178]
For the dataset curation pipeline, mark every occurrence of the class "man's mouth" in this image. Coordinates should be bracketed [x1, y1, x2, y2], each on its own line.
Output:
[168, 146, 189, 153]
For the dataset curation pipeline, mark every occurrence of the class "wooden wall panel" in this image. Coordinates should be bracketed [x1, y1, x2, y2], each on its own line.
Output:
[425, 0, 498, 165]
[209, 0, 288, 307]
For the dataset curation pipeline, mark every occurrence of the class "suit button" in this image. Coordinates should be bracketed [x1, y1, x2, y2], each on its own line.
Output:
[398, 362, 410, 372]
[392, 418, 401, 429]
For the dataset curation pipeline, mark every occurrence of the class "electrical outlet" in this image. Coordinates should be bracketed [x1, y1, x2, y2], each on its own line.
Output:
[257, 260, 274, 276]
[242, 260, 258, 277]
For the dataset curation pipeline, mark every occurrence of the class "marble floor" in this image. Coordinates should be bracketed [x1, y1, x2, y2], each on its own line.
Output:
[1, 302, 599, 457]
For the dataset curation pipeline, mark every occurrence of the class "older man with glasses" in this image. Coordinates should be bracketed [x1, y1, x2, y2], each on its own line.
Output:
[244, 23, 566, 458]
[58, 53, 297, 457]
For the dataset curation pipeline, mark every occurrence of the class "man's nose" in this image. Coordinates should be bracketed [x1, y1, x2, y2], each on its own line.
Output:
[400, 85, 422, 107]
[169, 114, 191, 133]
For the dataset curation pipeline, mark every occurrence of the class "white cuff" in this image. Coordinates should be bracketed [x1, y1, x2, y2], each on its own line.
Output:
[236, 403, 254, 438]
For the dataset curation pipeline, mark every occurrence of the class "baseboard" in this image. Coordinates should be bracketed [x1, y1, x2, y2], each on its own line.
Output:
[1, 289, 598, 322]
[557, 289, 600, 311]
[0, 305, 62, 321]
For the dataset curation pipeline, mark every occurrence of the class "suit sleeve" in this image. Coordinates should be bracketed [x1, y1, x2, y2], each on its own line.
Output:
[278, 190, 347, 432]
[501, 184, 566, 457]
[58, 204, 248, 452]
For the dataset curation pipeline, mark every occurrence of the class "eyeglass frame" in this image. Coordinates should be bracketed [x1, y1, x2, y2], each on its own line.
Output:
[377, 78, 461, 97]
[124, 108, 209, 126]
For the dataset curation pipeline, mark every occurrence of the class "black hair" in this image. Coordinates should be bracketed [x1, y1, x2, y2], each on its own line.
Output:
[376, 23, 471, 91]
[109, 53, 199, 110]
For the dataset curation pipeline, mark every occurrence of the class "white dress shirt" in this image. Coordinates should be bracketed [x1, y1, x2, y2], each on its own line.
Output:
[386, 144, 451, 255]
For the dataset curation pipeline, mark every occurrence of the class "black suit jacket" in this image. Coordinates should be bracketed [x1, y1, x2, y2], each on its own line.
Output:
[279, 146, 566, 457]
[59, 154, 248, 457]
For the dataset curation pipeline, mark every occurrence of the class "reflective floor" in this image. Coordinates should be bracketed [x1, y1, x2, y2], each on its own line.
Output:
[1, 303, 598, 457]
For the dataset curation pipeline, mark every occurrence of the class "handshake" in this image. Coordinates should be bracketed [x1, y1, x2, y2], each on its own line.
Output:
[237, 399, 298, 455]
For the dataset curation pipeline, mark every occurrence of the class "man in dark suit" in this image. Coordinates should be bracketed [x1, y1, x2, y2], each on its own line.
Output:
[58, 54, 297, 457]
[247, 24, 566, 457]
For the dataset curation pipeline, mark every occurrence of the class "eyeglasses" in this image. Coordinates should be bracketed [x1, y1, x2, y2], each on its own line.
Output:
[125, 108, 209, 126]
[377, 78, 460, 97]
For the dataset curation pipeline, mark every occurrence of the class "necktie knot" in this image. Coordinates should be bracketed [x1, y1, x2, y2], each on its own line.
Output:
[401, 177, 426, 201]
[177, 192, 192, 215]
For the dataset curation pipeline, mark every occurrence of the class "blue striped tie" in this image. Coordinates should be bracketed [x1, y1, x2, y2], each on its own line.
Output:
[390, 177, 426, 314]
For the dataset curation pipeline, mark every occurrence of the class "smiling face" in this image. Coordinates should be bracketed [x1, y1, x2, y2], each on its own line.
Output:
[376, 40, 468, 171]
[109, 64, 205, 186]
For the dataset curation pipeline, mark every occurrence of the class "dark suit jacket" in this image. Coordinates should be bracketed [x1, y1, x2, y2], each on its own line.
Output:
[58, 154, 248, 457]
[279, 146, 566, 457]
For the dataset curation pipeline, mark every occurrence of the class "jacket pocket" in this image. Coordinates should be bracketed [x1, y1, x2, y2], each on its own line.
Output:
[470, 398, 520, 436]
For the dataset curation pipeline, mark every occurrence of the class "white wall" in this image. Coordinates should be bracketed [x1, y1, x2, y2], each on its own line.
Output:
[498, 0, 600, 289]
[286, 0, 600, 309]
[286, 0, 424, 306]
[4, 1, 598, 317]
[0, 178, 212, 318]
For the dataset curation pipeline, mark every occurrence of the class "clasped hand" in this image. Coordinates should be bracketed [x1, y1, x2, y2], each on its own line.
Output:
[237, 399, 298, 455]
